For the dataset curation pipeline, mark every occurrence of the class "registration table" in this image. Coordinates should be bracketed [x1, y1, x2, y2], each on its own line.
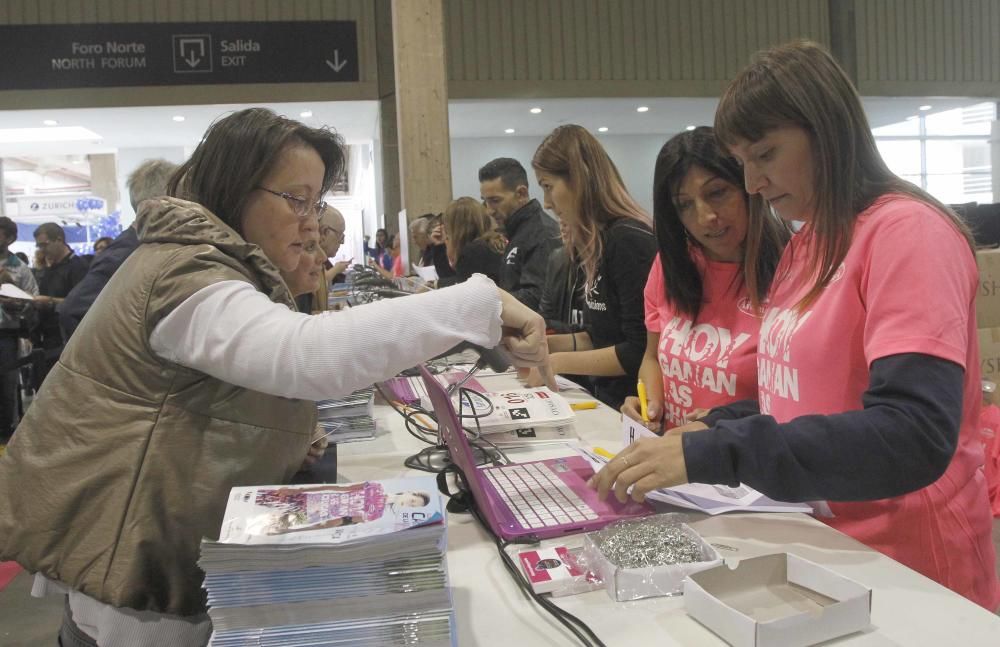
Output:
[339, 373, 1000, 646]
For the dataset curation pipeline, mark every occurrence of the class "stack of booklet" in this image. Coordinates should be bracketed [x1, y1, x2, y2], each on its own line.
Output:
[460, 386, 576, 438]
[315, 387, 377, 444]
[200, 476, 453, 646]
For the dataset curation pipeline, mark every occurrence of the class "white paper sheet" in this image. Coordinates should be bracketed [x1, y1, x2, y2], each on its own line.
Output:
[0, 283, 33, 300]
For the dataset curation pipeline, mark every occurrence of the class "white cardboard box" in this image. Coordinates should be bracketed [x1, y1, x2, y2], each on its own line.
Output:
[683, 553, 872, 647]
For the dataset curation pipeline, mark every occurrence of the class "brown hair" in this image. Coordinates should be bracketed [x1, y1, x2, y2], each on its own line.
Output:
[168, 108, 345, 236]
[715, 40, 973, 310]
[442, 197, 505, 265]
[532, 125, 651, 285]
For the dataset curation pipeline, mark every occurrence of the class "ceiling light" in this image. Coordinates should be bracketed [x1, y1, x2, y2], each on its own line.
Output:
[686, 125, 696, 131]
[300, 110, 313, 118]
[918, 105, 932, 111]
[0, 126, 103, 144]
[71, 159, 83, 165]
[905, 115, 918, 121]
[504, 128, 515, 134]
[172, 115, 185, 122]
[42, 119, 58, 126]
[529, 107, 542, 114]
[598, 127, 609, 133]
[636, 106, 649, 113]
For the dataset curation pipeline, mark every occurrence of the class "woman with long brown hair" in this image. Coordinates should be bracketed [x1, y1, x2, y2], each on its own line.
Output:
[593, 41, 999, 611]
[438, 196, 505, 286]
[528, 125, 657, 409]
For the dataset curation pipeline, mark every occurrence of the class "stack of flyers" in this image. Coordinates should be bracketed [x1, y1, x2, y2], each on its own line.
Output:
[200, 476, 455, 646]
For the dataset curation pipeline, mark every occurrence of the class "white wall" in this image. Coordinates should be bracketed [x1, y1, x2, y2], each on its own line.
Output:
[449, 134, 678, 217]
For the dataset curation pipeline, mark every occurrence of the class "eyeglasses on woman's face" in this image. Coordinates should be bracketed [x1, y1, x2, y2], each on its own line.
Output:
[256, 187, 328, 219]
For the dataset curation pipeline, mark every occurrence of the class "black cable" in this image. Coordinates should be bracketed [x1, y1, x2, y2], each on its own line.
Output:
[464, 488, 607, 647]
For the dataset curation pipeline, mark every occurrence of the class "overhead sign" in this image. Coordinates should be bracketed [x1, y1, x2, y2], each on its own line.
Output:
[0, 21, 358, 90]
[16, 194, 106, 218]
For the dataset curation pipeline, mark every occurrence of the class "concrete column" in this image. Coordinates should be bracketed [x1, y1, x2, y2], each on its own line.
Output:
[88, 153, 120, 220]
[391, 0, 452, 267]
[375, 0, 400, 236]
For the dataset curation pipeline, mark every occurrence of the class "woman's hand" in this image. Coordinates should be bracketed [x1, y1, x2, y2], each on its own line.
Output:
[621, 396, 664, 433]
[518, 365, 558, 391]
[300, 428, 329, 471]
[497, 289, 546, 365]
[589, 434, 689, 503]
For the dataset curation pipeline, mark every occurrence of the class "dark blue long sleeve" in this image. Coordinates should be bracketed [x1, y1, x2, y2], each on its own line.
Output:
[683, 353, 963, 502]
[58, 228, 140, 341]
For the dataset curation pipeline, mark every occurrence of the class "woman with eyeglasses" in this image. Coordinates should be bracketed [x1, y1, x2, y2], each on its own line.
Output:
[0, 108, 550, 646]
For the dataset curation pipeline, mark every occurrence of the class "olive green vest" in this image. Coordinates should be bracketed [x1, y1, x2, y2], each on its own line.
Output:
[0, 198, 316, 616]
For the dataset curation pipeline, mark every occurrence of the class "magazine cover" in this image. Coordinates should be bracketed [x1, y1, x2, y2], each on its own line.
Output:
[217, 476, 444, 544]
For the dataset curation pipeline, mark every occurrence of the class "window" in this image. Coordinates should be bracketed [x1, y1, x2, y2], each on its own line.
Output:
[874, 102, 995, 205]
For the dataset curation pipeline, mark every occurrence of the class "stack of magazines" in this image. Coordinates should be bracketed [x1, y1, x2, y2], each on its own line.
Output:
[200, 476, 453, 646]
[316, 386, 377, 444]
[460, 386, 576, 441]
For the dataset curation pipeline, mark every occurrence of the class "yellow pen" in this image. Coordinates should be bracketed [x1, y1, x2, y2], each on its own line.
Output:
[637, 378, 649, 421]
[592, 446, 616, 461]
[570, 401, 598, 411]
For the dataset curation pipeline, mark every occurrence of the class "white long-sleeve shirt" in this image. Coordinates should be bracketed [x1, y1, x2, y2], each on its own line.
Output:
[149, 273, 503, 400]
[36, 274, 503, 645]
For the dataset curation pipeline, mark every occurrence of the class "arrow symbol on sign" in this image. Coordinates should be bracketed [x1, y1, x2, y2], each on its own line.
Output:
[185, 52, 201, 67]
[325, 49, 348, 73]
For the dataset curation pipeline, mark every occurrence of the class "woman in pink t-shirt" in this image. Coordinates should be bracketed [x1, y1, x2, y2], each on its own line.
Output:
[593, 41, 1000, 611]
[623, 128, 790, 430]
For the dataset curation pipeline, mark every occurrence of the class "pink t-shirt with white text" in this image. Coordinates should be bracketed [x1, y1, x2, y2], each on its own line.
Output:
[760, 194, 998, 610]
[644, 249, 760, 426]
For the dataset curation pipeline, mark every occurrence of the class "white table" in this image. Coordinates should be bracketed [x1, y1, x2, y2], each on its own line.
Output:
[339, 373, 1000, 646]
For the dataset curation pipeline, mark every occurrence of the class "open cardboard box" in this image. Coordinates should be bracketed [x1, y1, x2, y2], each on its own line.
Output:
[683, 553, 871, 647]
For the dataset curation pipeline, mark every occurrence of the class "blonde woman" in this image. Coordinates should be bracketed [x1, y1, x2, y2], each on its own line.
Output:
[438, 197, 505, 286]
[528, 125, 656, 409]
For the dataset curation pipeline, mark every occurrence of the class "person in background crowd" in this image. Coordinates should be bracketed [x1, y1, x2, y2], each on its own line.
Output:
[318, 205, 351, 284]
[593, 41, 1000, 612]
[426, 214, 457, 282]
[60, 159, 180, 341]
[288, 215, 329, 315]
[539, 218, 584, 334]
[31, 222, 88, 385]
[524, 125, 657, 410]
[479, 157, 561, 311]
[364, 227, 391, 269]
[438, 197, 505, 287]
[0, 217, 38, 442]
[409, 214, 433, 265]
[14, 252, 29, 266]
[0, 107, 549, 646]
[621, 127, 790, 430]
[92, 237, 113, 255]
[31, 248, 46, 280]
[280, 215, 332, 470]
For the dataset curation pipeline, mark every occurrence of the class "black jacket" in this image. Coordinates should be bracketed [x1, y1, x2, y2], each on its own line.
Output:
[584, 219, 656, 410]
[59, 227, 139, 340]
[438, 238, 504, 287]
[539, 246, 584, 333]
[501, 199, 561, 311]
